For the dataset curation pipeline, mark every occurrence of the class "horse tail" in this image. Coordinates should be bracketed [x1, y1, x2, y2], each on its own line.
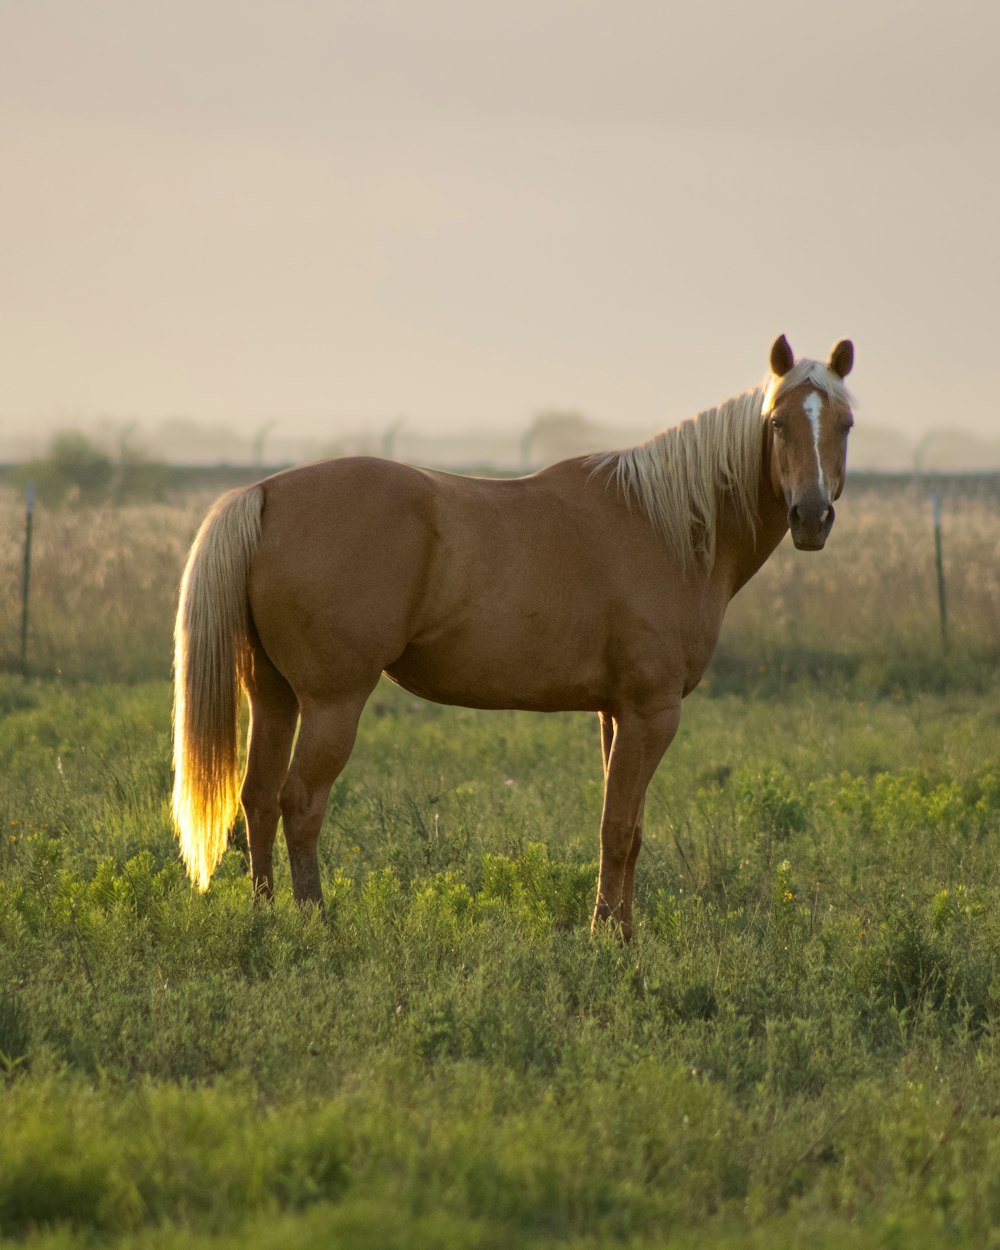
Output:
[172, 485, 265, 890]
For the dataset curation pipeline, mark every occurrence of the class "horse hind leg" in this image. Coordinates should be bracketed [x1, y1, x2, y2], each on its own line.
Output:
[279, 692, 371, 906]
[599, 710, 614, 780]
[241, 644, 298, 901]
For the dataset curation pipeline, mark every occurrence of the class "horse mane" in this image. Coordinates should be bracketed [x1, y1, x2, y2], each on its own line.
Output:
[588, 358, 851, 572]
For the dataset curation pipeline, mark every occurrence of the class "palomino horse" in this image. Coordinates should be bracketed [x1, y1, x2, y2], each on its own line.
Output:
[173, 334, 855, 938]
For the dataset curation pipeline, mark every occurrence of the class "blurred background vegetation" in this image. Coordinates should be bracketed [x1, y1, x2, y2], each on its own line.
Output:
[12, 431, 172, 508]
[1, 436, 997, 692]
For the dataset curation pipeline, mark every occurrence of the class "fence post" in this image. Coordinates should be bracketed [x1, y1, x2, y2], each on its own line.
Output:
[20, 480, 35, 672]
[931, 487, 948, 652]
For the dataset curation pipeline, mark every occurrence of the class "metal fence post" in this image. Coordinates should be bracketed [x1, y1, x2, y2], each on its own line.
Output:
[20, 480, 35, 672]
[931, 488, 948, 652]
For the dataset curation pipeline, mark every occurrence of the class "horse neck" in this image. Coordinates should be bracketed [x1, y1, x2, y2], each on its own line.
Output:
[714, 427, 788, 596]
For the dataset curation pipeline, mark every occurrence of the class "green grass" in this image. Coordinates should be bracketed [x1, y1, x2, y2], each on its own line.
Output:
[3, 673, 1000, 1247]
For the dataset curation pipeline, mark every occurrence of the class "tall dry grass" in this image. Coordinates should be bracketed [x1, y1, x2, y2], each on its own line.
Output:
[0, 490, 209, 680]
[720, 478, 1000, 688]
[1, 478, 997, 685]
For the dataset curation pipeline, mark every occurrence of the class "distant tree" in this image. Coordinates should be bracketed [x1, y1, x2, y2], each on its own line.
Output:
[19, 431, 168, 505]
[20, 432, 114, 504]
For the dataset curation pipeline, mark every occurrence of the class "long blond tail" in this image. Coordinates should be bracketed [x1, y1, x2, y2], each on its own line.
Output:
[172, 485, 264, 890]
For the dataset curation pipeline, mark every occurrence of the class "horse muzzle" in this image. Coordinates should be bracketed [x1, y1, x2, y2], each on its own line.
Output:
[788, 497, 835, 551]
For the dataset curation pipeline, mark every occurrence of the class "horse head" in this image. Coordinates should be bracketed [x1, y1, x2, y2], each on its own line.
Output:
[764, 334, 854, 551]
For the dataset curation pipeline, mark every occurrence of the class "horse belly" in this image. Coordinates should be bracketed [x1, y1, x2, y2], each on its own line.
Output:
[384, 612, 609, 713]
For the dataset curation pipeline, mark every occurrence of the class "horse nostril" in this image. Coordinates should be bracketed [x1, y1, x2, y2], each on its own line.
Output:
[788, 501, 834, 530]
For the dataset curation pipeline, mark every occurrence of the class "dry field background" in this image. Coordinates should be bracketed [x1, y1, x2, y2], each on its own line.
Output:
[1, 474, 997, 687]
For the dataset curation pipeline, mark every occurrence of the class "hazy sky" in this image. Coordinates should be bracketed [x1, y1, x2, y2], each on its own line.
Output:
[3, 0, 998, 449]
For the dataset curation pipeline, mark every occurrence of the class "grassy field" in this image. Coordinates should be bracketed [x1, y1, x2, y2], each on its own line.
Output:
[1, 476, 1000, 1247]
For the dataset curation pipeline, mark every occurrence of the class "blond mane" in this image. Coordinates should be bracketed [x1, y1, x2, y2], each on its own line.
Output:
[589, 359, 851, 572]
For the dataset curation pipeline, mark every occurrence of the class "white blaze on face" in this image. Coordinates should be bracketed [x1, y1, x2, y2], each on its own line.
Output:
[802, 391, 826, 495]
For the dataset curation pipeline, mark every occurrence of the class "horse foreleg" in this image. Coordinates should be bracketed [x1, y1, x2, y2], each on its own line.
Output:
[619, 795, 647, 930]
[279, 695, 367, 906]
[241, 650, 298, 902]
[592, 704, 680, 941]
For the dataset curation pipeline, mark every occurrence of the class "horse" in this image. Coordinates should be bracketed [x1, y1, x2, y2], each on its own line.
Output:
[172, 334, 855, 939]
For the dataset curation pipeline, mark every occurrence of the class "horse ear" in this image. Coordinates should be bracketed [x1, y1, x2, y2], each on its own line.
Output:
[829, 339, 854, 379]
[770, 335, 794, 377]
